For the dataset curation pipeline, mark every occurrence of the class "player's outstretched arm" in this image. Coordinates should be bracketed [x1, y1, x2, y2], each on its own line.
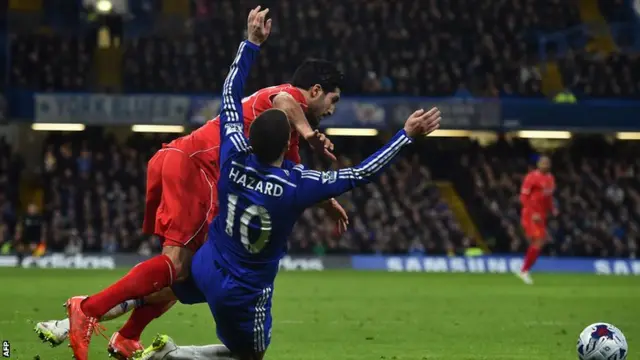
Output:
[219, 6, 271, 164]
[292, 107, 441, 209]
[272, 94, 336, 162]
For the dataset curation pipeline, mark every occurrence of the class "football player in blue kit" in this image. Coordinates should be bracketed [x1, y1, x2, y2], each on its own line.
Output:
[133, 6, 441, 360]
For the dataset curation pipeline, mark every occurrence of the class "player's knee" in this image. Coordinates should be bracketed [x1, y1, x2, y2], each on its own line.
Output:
[530, 238, 545, 248]
[143, 287, 179, 304]
[161, 246, 193, 281]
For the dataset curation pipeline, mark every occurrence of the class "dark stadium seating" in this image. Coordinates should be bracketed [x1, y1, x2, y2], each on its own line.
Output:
[4, 1, 640, 258]
[37, 131, 640, 258]
[457, 137, 640, 258]
[598, 0, 636, 23]
[0, 137, 22, 247]
[122, 0, 586, 96]
[40, 131, 172, 253]
[290, 138, 470, 255]
[38, 132, 468, 255]
[560, 52, 640, 99]
[9, 0, 638, 99]
[9, 34, 93, 91]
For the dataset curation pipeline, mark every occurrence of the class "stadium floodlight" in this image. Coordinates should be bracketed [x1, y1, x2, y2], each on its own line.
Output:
[616, 132, 640, 140]
[324, 128, 379, 136]
[427, 129, 471, 137]
[96, 0, 113, 13]
[516, 130, 572, 139]
[131, 125, 185, 133]
[31, 123, 86, 131]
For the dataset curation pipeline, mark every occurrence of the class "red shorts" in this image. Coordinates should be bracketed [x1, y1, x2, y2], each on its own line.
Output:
[142, 148, 219, 252]
[521, 217, 547, 241]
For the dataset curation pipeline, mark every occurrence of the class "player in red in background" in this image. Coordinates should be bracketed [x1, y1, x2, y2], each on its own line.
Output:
[517, 155, 557, 285]
[65, 8, 348, 360]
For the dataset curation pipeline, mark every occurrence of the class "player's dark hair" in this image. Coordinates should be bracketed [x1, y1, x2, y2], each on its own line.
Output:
[291, 59, 343, 93]
[250, 109, 291, 164]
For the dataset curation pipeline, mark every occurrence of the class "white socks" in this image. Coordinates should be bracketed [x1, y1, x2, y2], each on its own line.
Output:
[163, 344, 236, 359]
[101, 299, 141, 321]
[54, 299, 140, 332]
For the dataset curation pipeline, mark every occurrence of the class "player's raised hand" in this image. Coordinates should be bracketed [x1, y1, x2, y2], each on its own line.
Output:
[305, 130, 337, 162]
[247, 6, 272, 46]
[403, 107, 441, 138]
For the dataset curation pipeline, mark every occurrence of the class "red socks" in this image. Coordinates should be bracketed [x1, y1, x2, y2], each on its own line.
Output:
[521, 245, 541, 272]
[118, 301, 174, 341]
[81, 254, 177, 318]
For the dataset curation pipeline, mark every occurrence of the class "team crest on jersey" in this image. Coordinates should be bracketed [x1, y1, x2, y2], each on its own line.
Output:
[224, 123, 242, 136]
[321, 171, 337, 184]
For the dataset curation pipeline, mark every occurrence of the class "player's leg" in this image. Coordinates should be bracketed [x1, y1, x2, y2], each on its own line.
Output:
[35, 287, 179, 347]
[147, 248, 270, 360]
[14, 241, 24, 267]
[205, 273, 273, 360]
[129, 240, 242, 360]
[35, 299, 142, 346]
[518, 220, 546, 284]
[15, 241, 36, 267]
[132, 334, 243, 360]
[65, 150, 179, 360]
[106, 150, 215, 358]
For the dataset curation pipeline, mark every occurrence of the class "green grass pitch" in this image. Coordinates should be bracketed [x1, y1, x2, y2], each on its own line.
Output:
[0, 269, 638, 359]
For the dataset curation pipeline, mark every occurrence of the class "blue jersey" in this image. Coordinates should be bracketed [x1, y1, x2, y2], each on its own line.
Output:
[208, 40, 414, 287]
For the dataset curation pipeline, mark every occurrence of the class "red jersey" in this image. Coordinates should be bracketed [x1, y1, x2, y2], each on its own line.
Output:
[166, 84, 307, 177]
[520, 169, 555, 220]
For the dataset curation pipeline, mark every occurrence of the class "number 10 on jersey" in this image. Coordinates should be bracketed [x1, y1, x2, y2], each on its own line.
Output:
[225, 194, 272, 254]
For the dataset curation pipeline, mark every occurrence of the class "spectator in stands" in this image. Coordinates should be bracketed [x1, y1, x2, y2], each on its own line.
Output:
[15, 203, 45, 265]
[34, 130, 640, 259]
[12, 0, 639, 98]
[0, 137, 22, 253]
[119, 0, 585, 97]
[9, 34, 92, 91]
[40, 131, 469, 256]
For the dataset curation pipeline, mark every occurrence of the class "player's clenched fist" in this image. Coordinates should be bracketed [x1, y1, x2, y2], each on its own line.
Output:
[403, 107, 441, 138]
[247, 6, 272, 46]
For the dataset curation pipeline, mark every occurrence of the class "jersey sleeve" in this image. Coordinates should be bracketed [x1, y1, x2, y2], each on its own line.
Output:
[292, 130, 413, 208]
[520, 172, 535, 209]
[284, 133, 301, 164]
[219, 40, 260, 165]
[276, 86, 308, 110]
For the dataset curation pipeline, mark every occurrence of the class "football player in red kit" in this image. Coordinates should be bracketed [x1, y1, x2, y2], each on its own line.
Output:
[64, 10, 347, 359]
[517, 155, 557, 284]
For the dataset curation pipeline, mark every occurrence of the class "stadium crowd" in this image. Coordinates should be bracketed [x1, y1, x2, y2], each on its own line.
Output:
[560, 52, 640, 99]
[0, 130, 636, 259]
[462, 137, 640, 258]
[8, 0, 638, 97]
[0, 137, 23, 248]
[40, 131, 168, 255]
[3, 0, 586, 96]
[32, 132, 468, 256]
[9, 33, 92, 92]
[2, 0, 640, 258]
[290, 138, 471, 255]
[0, 133, 626, 258]
[124, 0, 579, 97]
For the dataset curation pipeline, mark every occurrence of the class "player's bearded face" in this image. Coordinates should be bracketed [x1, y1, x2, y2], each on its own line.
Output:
[307, 86, 340, 126]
